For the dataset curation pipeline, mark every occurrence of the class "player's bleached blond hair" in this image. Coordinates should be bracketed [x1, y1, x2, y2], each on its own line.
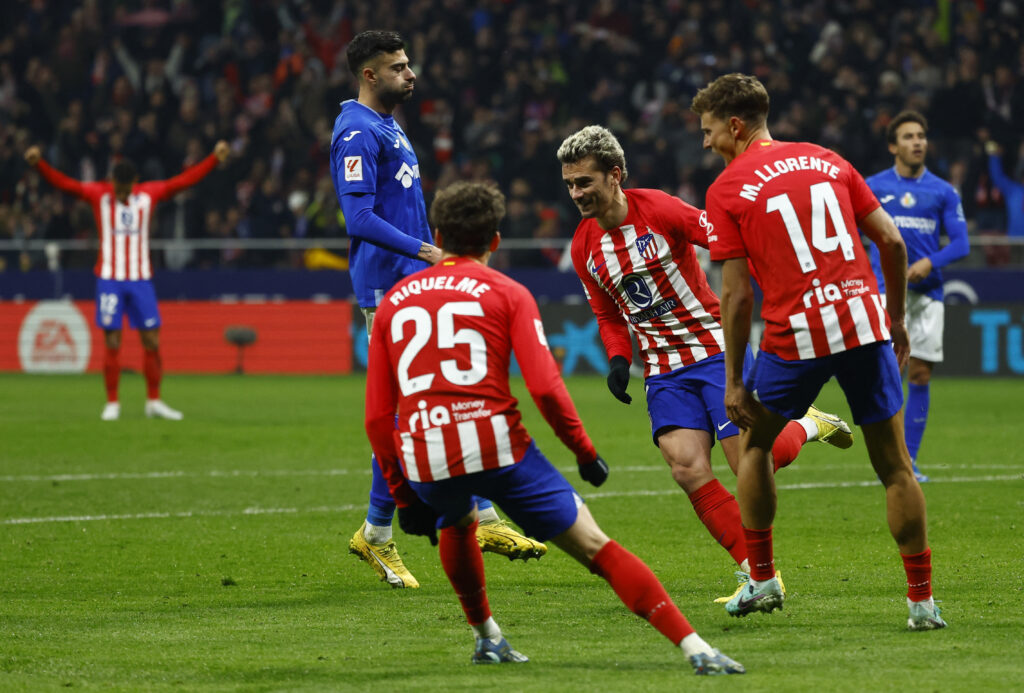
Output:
[690, 73, 770, 128]
[556, 125, 628, 182]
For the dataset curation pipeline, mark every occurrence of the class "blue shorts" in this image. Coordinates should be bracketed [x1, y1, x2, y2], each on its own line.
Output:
[408, 441, 582, 541]
[95, 278, 161, 331]
[745, 341, 903, 425]
[644, 348, 755, 445]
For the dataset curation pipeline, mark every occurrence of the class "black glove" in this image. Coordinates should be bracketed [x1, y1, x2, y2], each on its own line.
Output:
[579, 454, 610, 487]
[397, 501, 439, 546]
[607, 355, 632, 404]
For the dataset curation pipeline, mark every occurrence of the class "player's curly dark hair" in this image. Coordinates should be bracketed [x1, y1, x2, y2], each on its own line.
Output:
[886, 110, 928, 144]
[690, 73, 770, 128]
[346, 30, 406, 78]
[112, 160, 137, 185]
[430, 182, 505, 256]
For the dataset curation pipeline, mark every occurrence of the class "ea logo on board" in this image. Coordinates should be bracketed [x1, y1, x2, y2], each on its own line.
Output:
[621, 273, 654, 308]
[18, 301, 92, 373]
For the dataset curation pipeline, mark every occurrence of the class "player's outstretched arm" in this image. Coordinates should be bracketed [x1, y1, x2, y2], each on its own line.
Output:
[213, 140, 230, 163]
[25, 146, 88, 197]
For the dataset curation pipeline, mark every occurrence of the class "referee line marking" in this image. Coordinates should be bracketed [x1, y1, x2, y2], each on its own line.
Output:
[2, 475, 1019, 526]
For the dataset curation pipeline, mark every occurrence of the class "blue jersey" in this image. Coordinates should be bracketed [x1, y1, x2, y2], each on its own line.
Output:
[862, 167, 968, 301]
[329, 99, 432, 307]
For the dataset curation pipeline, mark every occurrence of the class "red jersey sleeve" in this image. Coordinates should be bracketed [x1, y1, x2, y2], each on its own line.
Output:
[36, 160, 91, 200]
[570, 229, 632, 362]
[146, 153, 219, 202]
[508, 282, 597, 464]
[652, 190, 711, 249]
[705, 182, 748, 261]
[364, 309, 418, 508]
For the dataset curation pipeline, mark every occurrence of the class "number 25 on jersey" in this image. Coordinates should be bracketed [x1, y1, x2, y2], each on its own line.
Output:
[391, 301, 488, 396]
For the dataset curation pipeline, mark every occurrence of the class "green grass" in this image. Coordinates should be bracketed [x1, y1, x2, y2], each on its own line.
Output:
[1, 373, 1022, 692]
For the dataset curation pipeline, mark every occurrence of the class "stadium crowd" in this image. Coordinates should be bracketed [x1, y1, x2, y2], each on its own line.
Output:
[1, 0, 1022, 272]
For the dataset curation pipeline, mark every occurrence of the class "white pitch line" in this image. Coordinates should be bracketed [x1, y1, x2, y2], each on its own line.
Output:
[2, 464, 1020, 484]
[2, 476, 1019, 526]
[3, 504, 362, 525]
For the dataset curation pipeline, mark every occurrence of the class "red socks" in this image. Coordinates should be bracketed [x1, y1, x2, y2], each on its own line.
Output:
[143, 348, 162, 399]
[744, 526, 775, 581]
[901, 548, 933, 601]
[771, 421, 808, 471]
[103, 346, 120, 402]
[688, 479, 747, 566]
[439, 521, 491, 625]
[589, 540, 694, 645]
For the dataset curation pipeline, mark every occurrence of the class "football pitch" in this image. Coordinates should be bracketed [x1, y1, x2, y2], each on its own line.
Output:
[1, 373, 1022, 692]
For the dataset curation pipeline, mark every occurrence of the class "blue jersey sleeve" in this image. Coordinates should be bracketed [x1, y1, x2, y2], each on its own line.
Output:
[339, 192, 424, 259]
[929, 186, 968, 269]
[330, 128, 381, 196]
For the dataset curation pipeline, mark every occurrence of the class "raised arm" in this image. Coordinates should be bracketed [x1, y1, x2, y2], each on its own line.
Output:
[152, 140, 229, 200]
[26, 146, 89, 199]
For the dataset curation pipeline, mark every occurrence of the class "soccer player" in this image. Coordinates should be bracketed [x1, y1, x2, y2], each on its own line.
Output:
[557, 125, 853, 599]
[861, 111, 969, 482]
[693, 73, 946, 630]
[365, 181, 744, 675]
[24, 141, 230, 421]
[331, 30, 543, 590]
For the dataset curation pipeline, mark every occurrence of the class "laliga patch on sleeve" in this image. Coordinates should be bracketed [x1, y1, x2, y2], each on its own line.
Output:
[344, 156, 363, 181]
[533, 319, 549, 347]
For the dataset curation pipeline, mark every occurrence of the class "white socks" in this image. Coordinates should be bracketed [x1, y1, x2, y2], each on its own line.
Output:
[362, 521, 392, 544]
[680, 633, 715, 657]
[477, 506, 500, 523]
[797, 416, 820, 441]
[471, 617, 502, 644]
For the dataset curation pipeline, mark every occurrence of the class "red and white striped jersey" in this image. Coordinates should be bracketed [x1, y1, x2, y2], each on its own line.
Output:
[705, 140, 889, 360]
[35, 155, 219, 281]
[570, 188, 725, 378]
[365, 257, 595, 504]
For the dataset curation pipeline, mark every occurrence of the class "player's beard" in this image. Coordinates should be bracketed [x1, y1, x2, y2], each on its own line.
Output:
[379, 82, 415, 110]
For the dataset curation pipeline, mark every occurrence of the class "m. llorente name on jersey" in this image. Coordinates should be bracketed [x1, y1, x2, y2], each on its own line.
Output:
[737, 155, 842, 202]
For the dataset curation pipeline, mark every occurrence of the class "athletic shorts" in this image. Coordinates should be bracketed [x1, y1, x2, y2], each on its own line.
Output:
[408, 441, 583, 541]
[95, 278, 160, 331]
[906, 292, 943, 363]
[644, 348, 755, 445]
[745, 341, 903, 425]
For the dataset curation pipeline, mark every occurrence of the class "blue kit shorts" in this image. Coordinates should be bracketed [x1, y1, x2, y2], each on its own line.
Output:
[745, 341, 903, 425]
[408, 441, 583, 542]
[95, 278, 161, 331]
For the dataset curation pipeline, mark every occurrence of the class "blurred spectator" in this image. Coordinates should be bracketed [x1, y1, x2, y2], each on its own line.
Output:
[1, 0, 1023, 270]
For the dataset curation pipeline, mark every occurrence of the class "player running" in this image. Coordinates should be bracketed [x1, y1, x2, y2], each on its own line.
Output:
[861, 111, 969, 482]
[330, 30, 542, 589]
[25, 141, 230, 421]
[364, 181, 745, 674]
[557, 125, 852, 601]
[694, 72, 946, 630]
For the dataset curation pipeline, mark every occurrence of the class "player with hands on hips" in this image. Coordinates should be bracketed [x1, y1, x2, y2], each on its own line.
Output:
[364, 182, 743, 674]
[25, 140, 230, 421]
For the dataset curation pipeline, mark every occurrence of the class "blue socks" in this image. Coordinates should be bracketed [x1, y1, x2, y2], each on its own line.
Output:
[366, 454, 396, 526]
[905, 383, 930, 462]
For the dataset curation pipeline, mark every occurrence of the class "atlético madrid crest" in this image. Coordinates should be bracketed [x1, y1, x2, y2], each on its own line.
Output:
[636, 230, 658, 261]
